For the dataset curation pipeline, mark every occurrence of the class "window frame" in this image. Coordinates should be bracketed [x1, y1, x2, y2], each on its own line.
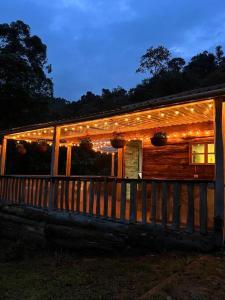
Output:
[189, 142, 215, 165]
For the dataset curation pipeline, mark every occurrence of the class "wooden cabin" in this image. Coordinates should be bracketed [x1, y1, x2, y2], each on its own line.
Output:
[0, 84, 225, 248]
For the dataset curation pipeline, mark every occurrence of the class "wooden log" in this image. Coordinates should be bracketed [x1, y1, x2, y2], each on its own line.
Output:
[120, 180, 126, 222]
[111, 180, 117, 219]
[141, 181, 147, 224]
[96, 181, 101, 217]
[172, 182, 181, 230]
[200, 182, 208, 234]
[129, 181, 137, 223]
[89, 179, 94, 215]
[187, 182, 194, 233]
[161, 182, 168, 227]
[76, 180, 81, 212]
[103, 179, 108, 218]
[0, 137, 7, 175]
[151, 181, 157, 225]
[83, 180, 87, 213]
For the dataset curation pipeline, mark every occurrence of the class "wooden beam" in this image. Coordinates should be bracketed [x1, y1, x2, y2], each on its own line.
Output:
[51, 127, 60, 176]
[117, 148, 124, 178]
[66, 146, 72, 176]
[0, 137, 7, 175]
[214, 97, 225, 245]
[111, 152, 115, 176]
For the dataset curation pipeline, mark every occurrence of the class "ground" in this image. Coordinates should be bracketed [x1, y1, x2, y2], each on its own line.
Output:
[1, 239, 225, 300]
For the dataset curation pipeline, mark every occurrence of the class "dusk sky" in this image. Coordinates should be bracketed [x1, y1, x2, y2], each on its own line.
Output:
[1, 0, 225, 100]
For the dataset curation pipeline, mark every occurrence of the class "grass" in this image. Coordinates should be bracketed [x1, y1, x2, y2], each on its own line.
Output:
[0, 239, 225, 300]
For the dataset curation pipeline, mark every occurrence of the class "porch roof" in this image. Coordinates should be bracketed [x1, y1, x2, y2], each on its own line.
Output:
[1, 83, 224, 142]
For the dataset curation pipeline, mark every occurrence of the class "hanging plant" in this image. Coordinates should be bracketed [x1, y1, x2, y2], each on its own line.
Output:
[37, 141, 48, 153]
[16, 143, 27, 155]
[79, 137, 93, 151]
[150, 131, 167, 146]
[110, 133, 126, 149]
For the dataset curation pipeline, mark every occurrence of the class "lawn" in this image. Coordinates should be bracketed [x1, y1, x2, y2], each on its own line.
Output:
[0, 239, 225, 300]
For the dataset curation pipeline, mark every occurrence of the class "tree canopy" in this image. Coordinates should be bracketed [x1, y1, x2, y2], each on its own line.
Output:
[1, 21, 225, 131]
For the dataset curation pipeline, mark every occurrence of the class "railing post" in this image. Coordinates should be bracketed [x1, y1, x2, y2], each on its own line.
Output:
[0, 137, 7, 175]
[214, 97, 225, 246]
[66, 145, 72, 176]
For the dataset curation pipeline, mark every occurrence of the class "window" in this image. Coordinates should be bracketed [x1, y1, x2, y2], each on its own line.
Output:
[190, 143, 215, 164]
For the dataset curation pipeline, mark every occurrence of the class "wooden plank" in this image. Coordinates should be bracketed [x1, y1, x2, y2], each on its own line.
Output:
[141, 181, 147, 224]
[120, 180, 126, 222]
[0, 137, 7, 175]
[38, 179, 43, 207]
[83, 180, 87, 213]
[214, 98, 225, 245]
[43, 179, 49, 209]
[65, 146, 72, 176]
[71, 180, 76, 212]
[151, 181, 157, 225]
[200, 182, 208, 234]
[161, 182, 168, 227]
[130, 181, 137, 223]
[117, 149, 124, 177]
[172, 182, 181, 230]
[65, 179, 69, 211]
[51, 126, 60, 176]
[103, 179, 108, 218]
[111, 180, 117, 219]
[187, 182, 195, 233]
[76, 180, 81, 212]
[96, 181, 101, 217]
[60, 179, 65, 210]
[89, 179, 94, 215]
[111, 153, 115, 176]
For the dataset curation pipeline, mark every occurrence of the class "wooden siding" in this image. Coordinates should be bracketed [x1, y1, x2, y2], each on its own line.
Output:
[142, 122, 214, 180]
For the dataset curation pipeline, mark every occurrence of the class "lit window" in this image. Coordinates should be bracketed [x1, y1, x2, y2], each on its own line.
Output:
[190, 143, 215, 164]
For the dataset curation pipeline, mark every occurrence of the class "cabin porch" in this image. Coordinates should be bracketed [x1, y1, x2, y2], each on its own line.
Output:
[0, 92, 225, 248]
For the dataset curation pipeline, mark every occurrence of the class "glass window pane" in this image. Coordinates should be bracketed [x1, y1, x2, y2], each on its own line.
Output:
[208, 144, 214, 153]
[208, 154, 215, 164]
[192, 154, 205, 164]
[192, 144, 205, 154]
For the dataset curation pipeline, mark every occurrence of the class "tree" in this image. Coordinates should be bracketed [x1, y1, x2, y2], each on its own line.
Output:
[136, 46, 171, 77]
[0, 20, 53, 128]
[168, 57, 186, 72]
[215, 45, 224, 66]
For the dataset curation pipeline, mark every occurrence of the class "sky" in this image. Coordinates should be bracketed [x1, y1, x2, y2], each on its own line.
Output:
[1, 0, 225, 100]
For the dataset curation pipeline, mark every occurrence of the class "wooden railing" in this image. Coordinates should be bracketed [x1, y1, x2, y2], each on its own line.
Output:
[0, 175, 215, 233]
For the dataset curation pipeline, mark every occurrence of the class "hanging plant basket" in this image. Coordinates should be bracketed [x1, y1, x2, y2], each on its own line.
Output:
[150, 132, 167, 146]
[79, 137, 93, 151]
[37, 141, 48, 153]
[16, 143, 27, 155]
[110, 134, 126, 149]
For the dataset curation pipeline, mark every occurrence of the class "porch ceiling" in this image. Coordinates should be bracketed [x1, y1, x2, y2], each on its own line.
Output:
[6, 99, 214, 144]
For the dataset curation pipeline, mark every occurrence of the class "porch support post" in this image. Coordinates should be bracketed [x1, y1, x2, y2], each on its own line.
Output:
[0, 137, 7, 175]
[117, 148, 124, 178]
[51, 126, 60, 176]
[111, 152, 115, 176]
[66, 145, 72, 176]
[214, 97, 225, 246]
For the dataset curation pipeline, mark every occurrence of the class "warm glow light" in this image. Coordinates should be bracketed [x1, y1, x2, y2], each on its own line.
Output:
[196, 131, 200, 135]
[64, 128, 68, 131]
[160, 113, 165, 117]
[208, 103, 213, 108]
[190, 108, 194, 112]
[72, 127, 75, 130]
[115, 122, 118, 126]
[27, 133, 30, 136]
[86, 125, 89, 129]
[125, 118, 128, 121]
[94, 124, 97, 127]
[147, 115, 151, 118]
[136, 117, 140, 121]
[79, 126, 82, 129]
[104, 122, 108, 125]
[33, 132, 36, 135]
[175, 111, 179, 115]
[182, 133, 187, 137]
[38, 132, 41, 135]
[43, 130, 47, 133]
